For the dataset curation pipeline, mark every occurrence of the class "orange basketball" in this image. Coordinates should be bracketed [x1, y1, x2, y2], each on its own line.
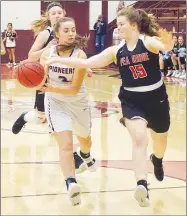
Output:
[16, 60, 45, 88]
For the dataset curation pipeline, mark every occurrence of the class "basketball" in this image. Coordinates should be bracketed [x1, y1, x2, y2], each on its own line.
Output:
[16, 60, 45, 88]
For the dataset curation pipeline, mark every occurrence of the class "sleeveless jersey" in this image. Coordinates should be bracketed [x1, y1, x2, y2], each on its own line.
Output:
[46, 45, 87, 102]
[116, 35, 161, 87]
[5, 30, 16, 47]
[43, 26, 54, 49]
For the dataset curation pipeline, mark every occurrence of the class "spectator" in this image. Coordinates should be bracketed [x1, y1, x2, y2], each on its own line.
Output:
[93, 15, 107, 53]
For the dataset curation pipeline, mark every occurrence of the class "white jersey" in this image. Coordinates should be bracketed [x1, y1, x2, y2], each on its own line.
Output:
[5, 30, 16, 48]
[47, 45, 88, 102]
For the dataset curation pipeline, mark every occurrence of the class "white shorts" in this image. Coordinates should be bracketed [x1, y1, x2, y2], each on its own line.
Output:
[45, 95, 91, 138]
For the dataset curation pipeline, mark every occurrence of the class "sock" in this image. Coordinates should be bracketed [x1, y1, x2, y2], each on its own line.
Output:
[153, 154, 163, 165]
[137, 180, 147, 188]
[24, 111, 45, 124]
[80, 151, 90, 159]
[65, 177, 77, 190]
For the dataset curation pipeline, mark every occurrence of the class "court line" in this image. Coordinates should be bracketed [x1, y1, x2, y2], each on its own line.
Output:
[1, 160, 186, 164]
[1, 161, 186, 182]
[1, 185, 186, 199]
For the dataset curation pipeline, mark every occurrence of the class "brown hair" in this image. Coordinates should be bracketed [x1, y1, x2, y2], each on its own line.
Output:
[31, 2, 65, 36]
[54, 17, 89, 52]
[117, 7, 160, 37]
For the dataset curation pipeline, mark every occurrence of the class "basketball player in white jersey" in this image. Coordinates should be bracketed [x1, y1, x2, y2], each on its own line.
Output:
[3, 23, 17, 66]
[44, 8, 173, 207]
[12, 2, 91, 174]
[38, 17, 96, 206]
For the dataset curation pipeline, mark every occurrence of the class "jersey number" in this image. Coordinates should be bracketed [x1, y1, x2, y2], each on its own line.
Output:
[58, 76, 69, 83]
[129, 64, 147, 79]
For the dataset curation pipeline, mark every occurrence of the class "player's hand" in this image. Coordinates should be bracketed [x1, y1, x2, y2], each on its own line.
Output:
[39, 83, 55, 94]
[87, 68, 93, 77]
[158, 29, 172, 45]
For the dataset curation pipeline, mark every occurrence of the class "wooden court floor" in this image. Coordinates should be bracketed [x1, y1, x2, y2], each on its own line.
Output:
[1, 65, 186, 215]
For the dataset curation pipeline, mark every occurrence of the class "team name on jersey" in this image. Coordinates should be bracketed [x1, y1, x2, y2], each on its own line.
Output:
[49, 65, 75, 74]
[120, 52, 149, 66]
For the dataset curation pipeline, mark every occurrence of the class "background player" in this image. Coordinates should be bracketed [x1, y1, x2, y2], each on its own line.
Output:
[3, 23, 17, 66]
[44, 8, 173, 207]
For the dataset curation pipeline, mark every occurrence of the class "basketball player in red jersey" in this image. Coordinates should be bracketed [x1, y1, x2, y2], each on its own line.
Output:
[12, 2, 89, 174]
[44, 8, 173, 207]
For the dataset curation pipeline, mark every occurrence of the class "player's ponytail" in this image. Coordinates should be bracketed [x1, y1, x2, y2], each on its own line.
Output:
[31, 13, 50, 37]
[117, 7, 160, 37]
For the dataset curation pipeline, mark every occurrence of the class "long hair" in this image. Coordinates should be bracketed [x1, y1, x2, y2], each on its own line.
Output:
[117, 7, 160, 37]
[53, 17, 89, 52]
[31, 2, 65, 36]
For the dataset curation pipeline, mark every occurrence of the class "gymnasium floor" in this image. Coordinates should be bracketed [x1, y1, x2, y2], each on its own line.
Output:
[1, 65, 186, 215]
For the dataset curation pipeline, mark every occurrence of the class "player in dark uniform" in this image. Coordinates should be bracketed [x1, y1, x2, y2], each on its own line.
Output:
[11, 2, 86, 173]
[44, 7, 174, 207]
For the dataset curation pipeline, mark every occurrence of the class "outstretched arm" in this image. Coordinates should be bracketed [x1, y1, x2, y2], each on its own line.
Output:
[145, 29, 174, 54]
[45, 46, 116, 69]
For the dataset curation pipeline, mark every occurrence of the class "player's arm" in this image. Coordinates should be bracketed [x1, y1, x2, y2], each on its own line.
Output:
[40, 50, 88, 96]
[45, 46, 116, 69]
[28, 30, 51, 61]
[1, 37, 6, 55]
[144, 29, 174, 54]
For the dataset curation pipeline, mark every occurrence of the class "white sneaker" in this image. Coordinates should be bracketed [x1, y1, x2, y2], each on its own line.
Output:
[180, 73, 186, 80]
[175, 71, 182, 78]
[134, 185, 151, 207]
[77, 147, 96, 172]
[6, 62, 12, 67]
[172, 70, 178, 77]
[68, 183, 81, 206]
[166, 70, 172, 77]
[179, 70, 186, 78]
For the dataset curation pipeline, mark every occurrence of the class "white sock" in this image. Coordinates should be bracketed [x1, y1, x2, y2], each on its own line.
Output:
[24, 111, 46, 124]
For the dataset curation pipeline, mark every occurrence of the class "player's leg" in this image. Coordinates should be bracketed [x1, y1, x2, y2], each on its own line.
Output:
[6, 48, 12, 66]
[45, 98, 82, 206]
[118, 87, 150, 207]
[124, 118, 150, 207]
[72, 101, 96, 172]
[73, 136, 87, 174]
[11, 48, 16, 66]
[76, 135, 96, 172]
[54, 130, 81, 206]
[12, 90, 46, 134]
[149, 84, 170, 181]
